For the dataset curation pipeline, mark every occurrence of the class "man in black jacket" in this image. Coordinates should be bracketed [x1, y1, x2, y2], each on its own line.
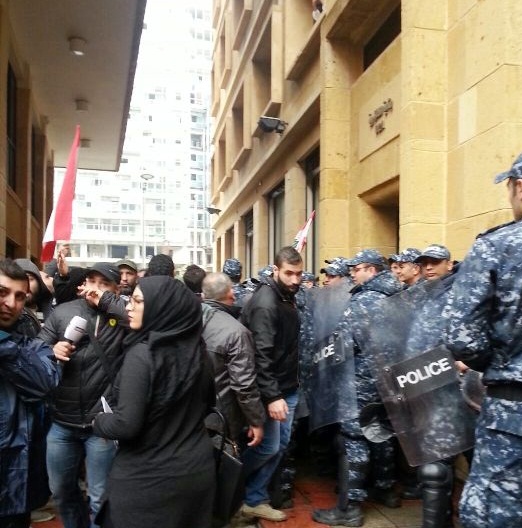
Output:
[39, 262, 127, 528]
[240, 246, 303, 522]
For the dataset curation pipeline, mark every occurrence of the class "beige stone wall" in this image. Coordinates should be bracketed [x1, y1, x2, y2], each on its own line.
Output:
[211, 0, 522, 273]
[0, 2, 53, 261]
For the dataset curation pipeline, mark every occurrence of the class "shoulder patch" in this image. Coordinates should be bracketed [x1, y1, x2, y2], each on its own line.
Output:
[476, 221, 516, 239]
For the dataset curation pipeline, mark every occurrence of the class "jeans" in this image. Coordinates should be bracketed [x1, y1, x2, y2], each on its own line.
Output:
[242, 392, 298, 507]
[46, 423, 116, 528]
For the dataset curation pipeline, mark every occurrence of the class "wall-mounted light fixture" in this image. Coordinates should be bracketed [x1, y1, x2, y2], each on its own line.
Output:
[75, 99, 89, 112]
[258, 116, 288, 135]
[69, 37, 86, 56]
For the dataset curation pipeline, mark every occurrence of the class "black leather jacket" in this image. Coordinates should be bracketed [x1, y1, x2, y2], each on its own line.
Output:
[241, 278, 299, 404]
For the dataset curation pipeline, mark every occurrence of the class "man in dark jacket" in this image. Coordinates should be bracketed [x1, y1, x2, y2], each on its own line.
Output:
[39, 262, 127, 528]
[0, 259, 61, 528]
[201, 272, 264, 444]
[240, 246, 303, 522]
[14, 258, 54, 323]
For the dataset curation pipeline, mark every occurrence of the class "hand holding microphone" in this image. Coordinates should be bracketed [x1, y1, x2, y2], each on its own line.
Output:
[54, 316, 88, 362]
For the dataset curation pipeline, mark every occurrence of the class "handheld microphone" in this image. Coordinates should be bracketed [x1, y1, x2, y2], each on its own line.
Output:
[64, 316, 88, 344]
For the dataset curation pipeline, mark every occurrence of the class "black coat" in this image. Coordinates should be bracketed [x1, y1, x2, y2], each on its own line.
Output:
[38, 294, 127, 427]
[241, 278, 299, 404]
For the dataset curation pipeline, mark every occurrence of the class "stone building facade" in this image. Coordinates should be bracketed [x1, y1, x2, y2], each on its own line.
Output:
[211, 0, 521, 277]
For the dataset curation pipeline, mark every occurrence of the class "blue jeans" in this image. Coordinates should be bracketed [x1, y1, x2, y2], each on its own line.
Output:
[241, 392, 298, 507]
[46, 423, 116, 528]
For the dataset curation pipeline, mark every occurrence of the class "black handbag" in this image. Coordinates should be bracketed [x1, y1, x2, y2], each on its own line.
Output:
[208, 408, 245, 525]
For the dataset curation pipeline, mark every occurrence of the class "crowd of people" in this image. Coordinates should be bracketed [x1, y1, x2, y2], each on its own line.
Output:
[2, 154, 522, 528]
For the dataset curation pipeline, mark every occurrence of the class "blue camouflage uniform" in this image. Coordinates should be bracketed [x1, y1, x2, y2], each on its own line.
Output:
[445, 220, 522, 528]
[338, 270, 403, 502]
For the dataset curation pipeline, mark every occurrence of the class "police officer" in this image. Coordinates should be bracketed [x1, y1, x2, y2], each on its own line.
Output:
[414, 244, 454, 280]
[394, 248, 422, 287]
[222, 258, 247, 307]
[445, 153, 522, 527]
[320, 257, 351, 288]
[312, 249, 402, 527]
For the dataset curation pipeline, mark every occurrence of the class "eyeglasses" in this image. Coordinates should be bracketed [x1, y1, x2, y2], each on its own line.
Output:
[350, 265, 370, 275]
[127, 296, 144, 308]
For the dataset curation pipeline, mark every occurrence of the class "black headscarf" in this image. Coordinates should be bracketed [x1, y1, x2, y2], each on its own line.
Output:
[124, 276, 204, 420]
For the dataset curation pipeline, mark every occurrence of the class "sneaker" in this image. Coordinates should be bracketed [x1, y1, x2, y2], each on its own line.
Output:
[312, 505, 363, 527]
[30, 510, 56, 522]
[369, 487, 402, 508]
[241, 503, 287, 522]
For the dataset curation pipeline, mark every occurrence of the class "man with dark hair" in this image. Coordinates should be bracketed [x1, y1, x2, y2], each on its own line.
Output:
[182, 264, 206, 296]
[444, 153, 522, 527]
[115, 259, 138, 298]
[240, 246, 303, 522]
[201, 272, 265, 444]
[14, 258, 54, 323]
[39, 262, 127, 528]
[0, 259, 61, 528]
[415, 244, 454, 280]
[146, 254, 175, 277]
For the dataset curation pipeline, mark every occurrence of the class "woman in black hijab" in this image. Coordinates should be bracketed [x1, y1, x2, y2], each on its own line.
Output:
[93, 276, 215, 528]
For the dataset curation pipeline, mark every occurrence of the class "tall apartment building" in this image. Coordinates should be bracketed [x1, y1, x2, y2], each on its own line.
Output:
[61, 0, 213, 271]
[211, 0, 522, 277]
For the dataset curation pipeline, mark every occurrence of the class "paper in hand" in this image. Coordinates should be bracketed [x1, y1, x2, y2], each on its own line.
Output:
[101, 396, 113, 413]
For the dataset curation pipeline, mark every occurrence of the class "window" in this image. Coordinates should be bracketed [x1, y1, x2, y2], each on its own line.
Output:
[31, 127, 37, 216]
[269, 185, 285, 261]
[6, 64, 17, 190]
[244, 210, 254, 278]
[110, 245, 128, 259]
[304, 148, 320, 272]
[363, 6, 401, 69]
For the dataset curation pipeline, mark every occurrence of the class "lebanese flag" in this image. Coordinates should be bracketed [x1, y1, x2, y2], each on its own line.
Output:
[41, 126, 80, 262]
[292, 210, 315, 253]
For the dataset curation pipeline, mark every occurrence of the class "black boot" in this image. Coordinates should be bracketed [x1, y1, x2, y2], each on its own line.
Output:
[418, 461, 454, 528]
[312, 502, 363, 527]
[312, 450, 364, 527]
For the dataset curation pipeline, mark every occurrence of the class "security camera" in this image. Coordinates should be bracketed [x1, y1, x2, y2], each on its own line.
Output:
[258, 116, 288, 134]
[206, 207, 221, 215]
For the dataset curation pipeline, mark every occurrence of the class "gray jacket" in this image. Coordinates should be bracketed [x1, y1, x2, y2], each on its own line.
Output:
[202, 301, 265, 439]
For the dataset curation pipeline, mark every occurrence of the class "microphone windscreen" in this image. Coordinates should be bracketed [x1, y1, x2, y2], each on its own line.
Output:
[64, 316, 88, 344]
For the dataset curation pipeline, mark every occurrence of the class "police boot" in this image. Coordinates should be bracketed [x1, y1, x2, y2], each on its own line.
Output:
[312, 453, 363, 527]
[418, 461, 454, 528]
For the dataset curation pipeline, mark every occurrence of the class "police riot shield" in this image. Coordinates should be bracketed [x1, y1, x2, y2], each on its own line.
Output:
[304, 281, 358, 432]
[364, 278, 477, 466]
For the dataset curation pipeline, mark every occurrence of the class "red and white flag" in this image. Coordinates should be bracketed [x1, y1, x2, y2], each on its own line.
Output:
[41, 126, 80, 262]
[292, 210, 315, 253]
